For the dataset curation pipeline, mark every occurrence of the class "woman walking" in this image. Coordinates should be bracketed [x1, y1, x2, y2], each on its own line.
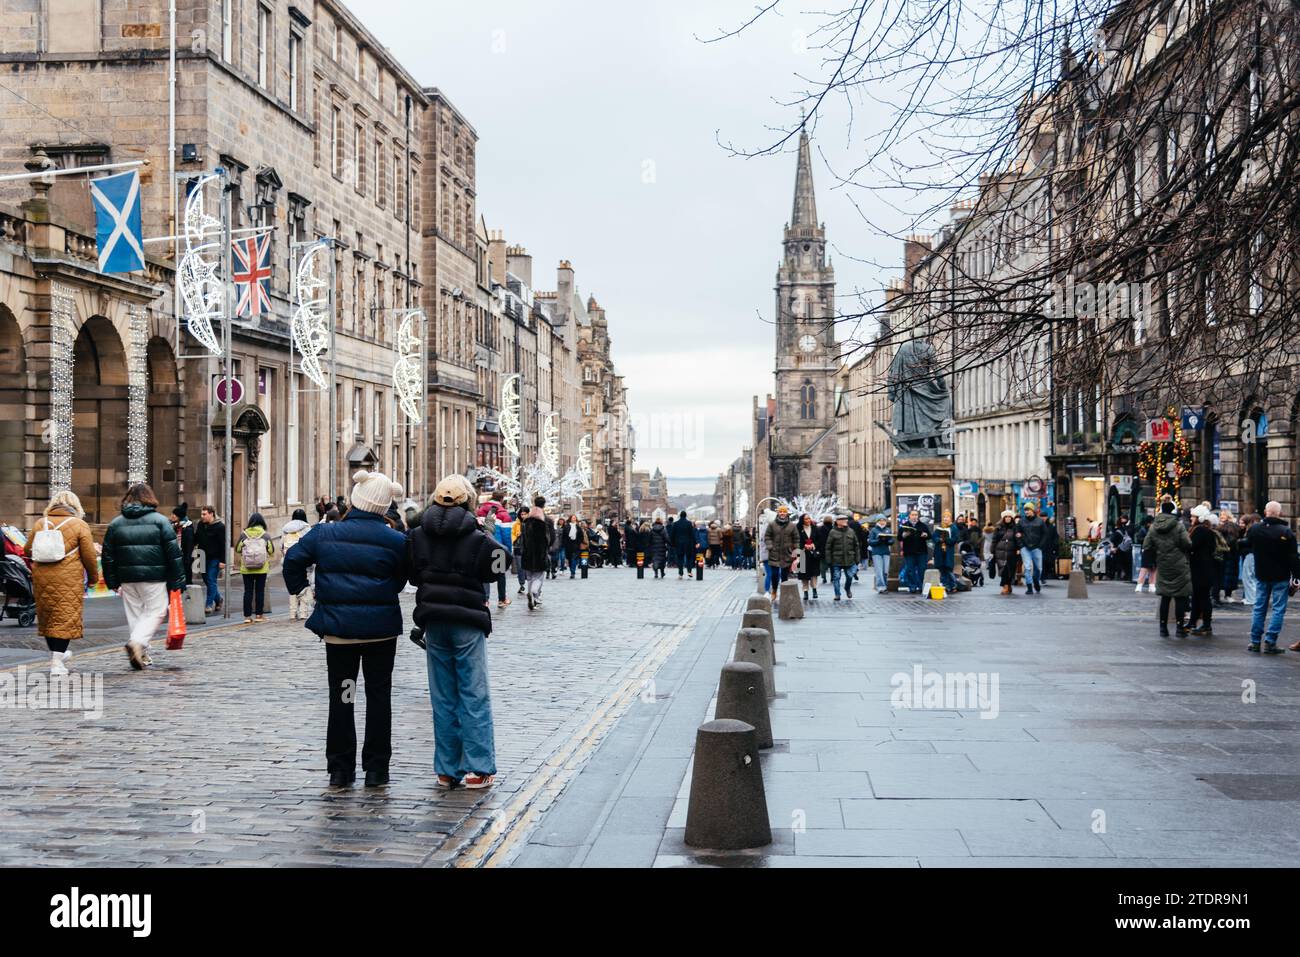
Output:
[992, 511, 1019, 595]
[26, 491, 99, 675]
[410, 475, 511, 790]
[235, 512, 274, 623]
[650, 515, 669, 578]
[562, 515, 586, 578]
[281, 508, 313, 621]
[796, 513, 822, 601]
[1134, 515, 1157, 593]
[1239, 513, 1259, 606]
[1187, 505, 1219, 636]
[1144, 496, 1193, 637]
[101, 483, 185, 670]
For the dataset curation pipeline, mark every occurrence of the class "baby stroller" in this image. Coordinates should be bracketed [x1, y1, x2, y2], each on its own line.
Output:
[960, 546, 985, 587]
[1, 555, 37, 627]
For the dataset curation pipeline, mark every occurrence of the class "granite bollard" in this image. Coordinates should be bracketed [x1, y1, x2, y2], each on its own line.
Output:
[733, 627, 776, 699]
[777, 580, 804, 620]
[714, 661, 773, 749]
[683, 718, 771, 850]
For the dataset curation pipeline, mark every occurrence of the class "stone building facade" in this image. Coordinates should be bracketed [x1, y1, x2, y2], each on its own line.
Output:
[0, 0, 634, 538]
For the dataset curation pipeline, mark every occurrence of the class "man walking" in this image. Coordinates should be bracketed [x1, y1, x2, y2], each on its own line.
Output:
[1016, 503, 1048, 594]
[762, 506, 799, 600]
[670, 510, 695, 579]
[195, 505, 226, 615]
[1246, 501, 1297, 655]
[825, 513, 861, 601]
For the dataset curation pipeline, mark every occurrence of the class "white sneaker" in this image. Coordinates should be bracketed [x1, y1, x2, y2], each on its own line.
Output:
[1135, 583, 1143, 593]
[1147, 584, 1156, 593]
[50, 652, 68, 676]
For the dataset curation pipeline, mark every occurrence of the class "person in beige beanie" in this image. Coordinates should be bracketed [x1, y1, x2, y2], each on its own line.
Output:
[282, 468, 410, 788]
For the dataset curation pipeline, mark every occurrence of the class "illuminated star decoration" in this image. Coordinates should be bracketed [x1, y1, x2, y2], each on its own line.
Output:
[177, 172, 224, 356]
[392, 309, 425, 421]
[291, 241, 332, 388]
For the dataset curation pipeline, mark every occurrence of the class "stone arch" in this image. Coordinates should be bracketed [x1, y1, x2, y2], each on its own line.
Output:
[146, 336, 183, 507]
[0, 304, 26, 520]
[72, 315, 130, 524]
[1240, 398, 1269, 516]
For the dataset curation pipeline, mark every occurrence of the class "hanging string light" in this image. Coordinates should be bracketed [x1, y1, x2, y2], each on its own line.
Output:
[1136, 409, 1192, 506]
[127, 306, 149, 483]
[48, 283, 76, 495]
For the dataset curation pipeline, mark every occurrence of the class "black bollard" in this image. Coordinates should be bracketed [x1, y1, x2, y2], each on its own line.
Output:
[715, 662, 773, 749]
[696, 553, 704, 581]
[684, 719, 771, 850]
[580, 550, 589, 579]
[637, 552, 645, 580]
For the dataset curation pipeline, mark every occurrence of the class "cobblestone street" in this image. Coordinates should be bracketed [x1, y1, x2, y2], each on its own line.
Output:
[0, 566, 737, 867]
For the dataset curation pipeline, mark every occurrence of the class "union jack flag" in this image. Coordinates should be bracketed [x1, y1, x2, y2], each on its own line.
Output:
[232, 233, 274, 318]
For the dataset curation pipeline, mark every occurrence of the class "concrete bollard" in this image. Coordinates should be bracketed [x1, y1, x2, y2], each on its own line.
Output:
[683, 718, 771, 850]
[778, 580, 804, 620]
[1068, 569, 1089, 599]
[733, 627, 776, 699]
[741, 608, 776, 649]
[715, 661, 773, 749]
[182, 584, 207, 624]
[746, 594, 773, 616]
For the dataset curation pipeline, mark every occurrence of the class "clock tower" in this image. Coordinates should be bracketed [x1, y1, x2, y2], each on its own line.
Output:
[769, 130, 838, 500]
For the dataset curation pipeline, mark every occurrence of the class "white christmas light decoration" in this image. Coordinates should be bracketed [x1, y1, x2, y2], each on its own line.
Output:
[127, 306, 149, 483]
[735, 487, 749, 524]
[177, 172, 224, 355]
[575, 433, 592, 488]
[48, 283, 76, 495]
[499, 373, 521, 462]
[392, 309, 424, 421]
[291, 241, 331, 388]
[775, 493, 844, 520]
[538, 413, 560, 477]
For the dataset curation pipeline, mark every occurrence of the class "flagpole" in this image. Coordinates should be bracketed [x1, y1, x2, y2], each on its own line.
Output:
[0, 159, 147, 182]
[221, 169, 234, 621]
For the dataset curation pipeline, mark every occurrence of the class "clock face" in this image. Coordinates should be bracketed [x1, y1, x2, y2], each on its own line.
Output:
[799, 334, 817, 354]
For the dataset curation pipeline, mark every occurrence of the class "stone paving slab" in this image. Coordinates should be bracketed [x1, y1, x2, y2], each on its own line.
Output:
[516, 576, 1300, 867]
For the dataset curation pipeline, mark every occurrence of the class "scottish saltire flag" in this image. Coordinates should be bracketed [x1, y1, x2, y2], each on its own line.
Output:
[233, 233, 274, 318]
[90, 170, 144, 274]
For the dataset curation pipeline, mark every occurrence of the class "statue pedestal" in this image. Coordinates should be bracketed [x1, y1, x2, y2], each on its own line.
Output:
[888, 457, 956, 592]
[890, 457, 956, 517]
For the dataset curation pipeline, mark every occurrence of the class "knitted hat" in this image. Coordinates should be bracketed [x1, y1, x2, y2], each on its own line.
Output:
[1001, 509, 1016, 519]
[431, 474, 475, 508]
[350, 469, 404, 515]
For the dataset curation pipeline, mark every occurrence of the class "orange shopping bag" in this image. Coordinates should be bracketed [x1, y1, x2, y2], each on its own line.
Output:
[165, 589, 186, 650]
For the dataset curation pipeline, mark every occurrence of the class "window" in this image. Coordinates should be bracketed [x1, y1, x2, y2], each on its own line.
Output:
[393, 150, 403, 217]
[354, 122, 364, 191]
[331, 20, 340, 61]
[331, 106, 343, 178]
[375, 138, 384, 206]
[354, 44, 361, 83]
[221, 0, 234, 63]
[256, 5, 271, 90]
[800, 380, 816, 419]
[288, 32, 303, 112]
[353, 387, 364, 437]
[1249, 232, 1264, 316]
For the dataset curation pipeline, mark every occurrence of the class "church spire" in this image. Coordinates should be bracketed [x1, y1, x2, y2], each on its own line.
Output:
[790, 130, 818, 228]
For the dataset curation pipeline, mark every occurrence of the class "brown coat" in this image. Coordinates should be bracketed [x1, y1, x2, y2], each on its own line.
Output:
[25, 507, 99, 640]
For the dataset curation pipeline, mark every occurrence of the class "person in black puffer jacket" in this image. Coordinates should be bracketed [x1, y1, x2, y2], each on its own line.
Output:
[519, 497, 553, 607]
[102, 483, 185, 671]
[649, 517, 670, 578]
[408, 475, 511, 791]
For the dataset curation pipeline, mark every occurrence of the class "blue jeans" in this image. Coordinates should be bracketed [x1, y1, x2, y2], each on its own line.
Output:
[424, 622, 496, 779]
[567, 554, 580, 576]
[204, 558, 222, 608]
[677, 547, 693, 575]
[764, 563, 787, 593]
[830, 565, 854, 597]
[1250, 579, 1290, 646]
[1020, 547, 1043, 588]
[872, 553, 890, 591]
[513, 549, 526, 588]
[902, 554, 926, 592]
[1240, 554, 1257, 605]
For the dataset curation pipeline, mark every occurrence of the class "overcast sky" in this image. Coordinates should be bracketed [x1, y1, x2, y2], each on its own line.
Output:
[362, 1, 908, 488]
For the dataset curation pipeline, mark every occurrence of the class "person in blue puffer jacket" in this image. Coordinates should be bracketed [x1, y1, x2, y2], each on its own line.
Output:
[283, 469, 409, 790]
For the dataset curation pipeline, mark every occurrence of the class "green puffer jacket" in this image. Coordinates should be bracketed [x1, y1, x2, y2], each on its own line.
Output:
[823, 526, 861, 567]
[764, 517, 800, 568]
[102, 502, 186, 591]
[1143, 512, 1192, 597]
